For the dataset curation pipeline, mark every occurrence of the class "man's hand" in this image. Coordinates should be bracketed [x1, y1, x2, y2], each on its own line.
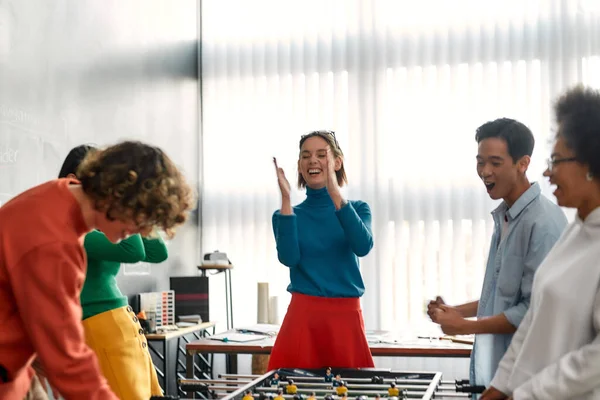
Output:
[427, 296, 445, 322]
[433, 304, 470, 335]
[480, 386, 509, 400]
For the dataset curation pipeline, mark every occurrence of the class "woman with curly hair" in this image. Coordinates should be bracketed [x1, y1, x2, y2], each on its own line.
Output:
[482, 85, 600, 400]
[57, 144, 168, 399]
[0, 141, 193, 400]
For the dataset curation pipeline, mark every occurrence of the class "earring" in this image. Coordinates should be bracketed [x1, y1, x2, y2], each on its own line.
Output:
[587, 172, 594, 182]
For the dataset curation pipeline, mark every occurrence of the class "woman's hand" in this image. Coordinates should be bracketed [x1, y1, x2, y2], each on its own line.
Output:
[480, 386, 509, 400]
[273, 157, 291, 200]
[273, 157, 292, 215]
[325, 149, 345, 209]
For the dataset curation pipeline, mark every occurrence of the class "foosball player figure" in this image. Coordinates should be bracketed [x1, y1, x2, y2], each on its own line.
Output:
[271, 372, 281, 387]
[324, 367, 334, 383]
[388, 382, 400, 397]
[293, 395, 304, 400]
[286, 379, 298, 394]
[374, 395, 381, 400]
[332, 374, 343, 387]
[324, 395, 334, 400]
[243, 390, 254, 400]
[339, 392, 348, 400]
[307, 391, 317, 400]
[335, 381, 348, 396]
[274, 389, 285, 400]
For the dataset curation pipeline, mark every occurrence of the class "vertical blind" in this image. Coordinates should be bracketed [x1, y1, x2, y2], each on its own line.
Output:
[201, 0, 600, 334]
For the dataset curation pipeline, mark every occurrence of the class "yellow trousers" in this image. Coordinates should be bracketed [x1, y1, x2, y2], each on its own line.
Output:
[83, 306, 162, 400]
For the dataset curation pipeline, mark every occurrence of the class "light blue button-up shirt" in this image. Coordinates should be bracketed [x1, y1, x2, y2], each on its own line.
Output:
[470, 182, 567, 388]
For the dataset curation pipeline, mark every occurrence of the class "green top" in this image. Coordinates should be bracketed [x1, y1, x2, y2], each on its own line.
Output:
[80, 230, 168, 320]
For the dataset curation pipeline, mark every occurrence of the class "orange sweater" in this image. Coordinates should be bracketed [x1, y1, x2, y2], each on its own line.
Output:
[0, 179, 117, 399]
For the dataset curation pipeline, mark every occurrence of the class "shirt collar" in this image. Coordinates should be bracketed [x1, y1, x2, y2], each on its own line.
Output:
[575, 205, 600, 226]
[492, 182, 541, 222]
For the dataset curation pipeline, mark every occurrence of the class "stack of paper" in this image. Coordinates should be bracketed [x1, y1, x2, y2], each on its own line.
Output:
[208, 333, 270, 343]
[178, 314, 202, 323]
[236, 324, 280, 336]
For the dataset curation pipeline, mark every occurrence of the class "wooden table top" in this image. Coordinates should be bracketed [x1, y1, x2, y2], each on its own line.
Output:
[145, 321, 216, 341]
[186, 330, 471, 358]
[197, 264, 233, 271]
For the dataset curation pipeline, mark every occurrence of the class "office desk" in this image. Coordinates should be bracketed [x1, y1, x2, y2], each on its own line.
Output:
[146, 322, 216, 395]
[185, 331, 471, 377]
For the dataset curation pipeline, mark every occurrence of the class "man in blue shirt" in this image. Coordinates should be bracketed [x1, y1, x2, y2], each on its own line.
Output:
[428, 118, 567, 390]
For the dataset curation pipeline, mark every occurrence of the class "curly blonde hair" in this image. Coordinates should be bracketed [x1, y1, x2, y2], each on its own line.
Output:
[77, 141, 195, 239]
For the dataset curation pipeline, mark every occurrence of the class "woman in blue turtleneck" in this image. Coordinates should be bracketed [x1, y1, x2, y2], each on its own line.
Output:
[268, 130, 374, 370]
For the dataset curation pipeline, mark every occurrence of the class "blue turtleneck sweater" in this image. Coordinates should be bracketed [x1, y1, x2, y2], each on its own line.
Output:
[272, 187, 374, 298]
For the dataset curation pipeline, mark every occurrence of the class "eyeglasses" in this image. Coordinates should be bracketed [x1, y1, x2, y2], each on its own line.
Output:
[546, 157, 577, 172]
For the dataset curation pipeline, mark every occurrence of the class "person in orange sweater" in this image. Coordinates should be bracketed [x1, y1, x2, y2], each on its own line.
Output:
[0, 140, 194, 400]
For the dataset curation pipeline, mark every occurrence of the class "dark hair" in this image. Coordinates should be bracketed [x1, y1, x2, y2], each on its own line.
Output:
[475, 118, 535, 163]
[77, 140, 194, 238]
[58, 144, 96, 178]
[554, 84, 600, 178]
[297, 130, 348, 188]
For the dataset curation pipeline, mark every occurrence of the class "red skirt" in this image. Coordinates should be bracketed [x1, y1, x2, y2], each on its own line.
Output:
[267, 293, 374, 370]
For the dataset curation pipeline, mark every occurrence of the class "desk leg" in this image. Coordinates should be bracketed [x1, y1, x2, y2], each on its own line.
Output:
[224, 269, 234, 330]
[226, 354, 238, 374]
[148, 339, 167, 391]
[186, 350, 195, 379]
[226, 269, 233, 330]
[163, 339, 170, 395]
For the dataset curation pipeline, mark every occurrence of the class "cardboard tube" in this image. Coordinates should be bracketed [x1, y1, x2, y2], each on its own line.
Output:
[257, 282, 270, 323]
[268, 295, 279, 324]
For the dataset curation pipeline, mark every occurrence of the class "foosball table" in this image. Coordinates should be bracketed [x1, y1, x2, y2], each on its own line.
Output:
[175, 368, 485, 399]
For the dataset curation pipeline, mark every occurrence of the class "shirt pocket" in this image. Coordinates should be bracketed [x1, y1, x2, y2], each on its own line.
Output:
[496, 255, 523, 298]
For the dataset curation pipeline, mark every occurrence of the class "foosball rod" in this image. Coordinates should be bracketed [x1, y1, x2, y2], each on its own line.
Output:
[179, 379, 251, 387]
[220, 374, 262, 379]
[232, 395, 432, 400]
[214, 396, 420, 400]
[256, 389, 432, 398]
[186, 379, 254, 385]
[441, 379, 485, 387]
[275, 383, 434, 391]
[432, 392, 470, 398]
[286, 376, 432, 385]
